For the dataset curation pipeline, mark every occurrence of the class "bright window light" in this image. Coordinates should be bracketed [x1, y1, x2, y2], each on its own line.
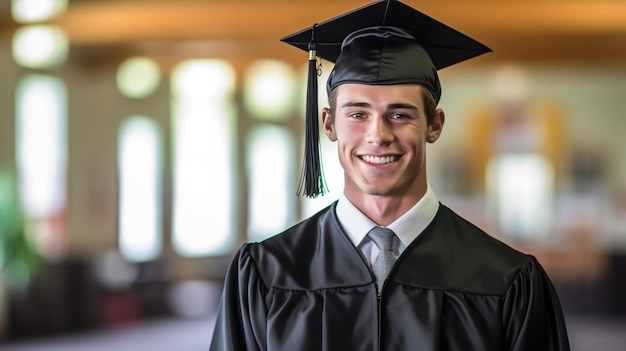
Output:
[15, 74, 67, 218]
[117, 57, 161, 99]
[486, 154, 555, 241]
[247, 125, 296, 242]
[302, 133, 345, 218]
[171, 60, 237, 257]
[12, 25, 68, 69]
[12, 0, 67, 23]
[244, 60, 297, 121]
[118, 116, 163, 262]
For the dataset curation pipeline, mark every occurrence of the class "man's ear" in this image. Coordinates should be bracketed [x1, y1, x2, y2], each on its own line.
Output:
[427, 108, 445, 143]
[322, 107, 337, 141]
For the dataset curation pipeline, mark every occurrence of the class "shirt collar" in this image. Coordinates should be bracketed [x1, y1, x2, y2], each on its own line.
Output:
[336, 184, 440, 248]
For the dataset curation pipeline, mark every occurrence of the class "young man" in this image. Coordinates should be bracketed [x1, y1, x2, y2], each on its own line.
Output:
[210, 1, 570, 350]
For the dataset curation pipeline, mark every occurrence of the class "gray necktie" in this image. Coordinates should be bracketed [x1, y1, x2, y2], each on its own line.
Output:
[368, 227, 397, 295]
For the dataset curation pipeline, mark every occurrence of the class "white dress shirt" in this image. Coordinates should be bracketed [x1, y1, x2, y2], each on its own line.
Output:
[335, 184, 440, 267]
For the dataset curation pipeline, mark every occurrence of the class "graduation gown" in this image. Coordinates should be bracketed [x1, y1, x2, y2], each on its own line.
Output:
[210, 203, 570, 350]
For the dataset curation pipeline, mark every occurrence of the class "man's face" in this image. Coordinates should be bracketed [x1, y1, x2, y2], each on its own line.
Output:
[322, 84, 444, 199]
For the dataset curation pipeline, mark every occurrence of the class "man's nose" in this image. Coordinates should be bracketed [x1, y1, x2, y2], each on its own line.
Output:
[366, 116, 394, 145]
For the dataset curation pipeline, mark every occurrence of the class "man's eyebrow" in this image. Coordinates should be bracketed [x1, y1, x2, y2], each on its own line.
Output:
[339, 102, 419, 110]
[339, 101, 371, 109]
[388, 103, 419, 110]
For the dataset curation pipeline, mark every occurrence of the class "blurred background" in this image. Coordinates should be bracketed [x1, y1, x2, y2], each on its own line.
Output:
[1, 0, 625, 349]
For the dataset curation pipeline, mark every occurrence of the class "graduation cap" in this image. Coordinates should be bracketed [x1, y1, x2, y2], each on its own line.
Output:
[281, 0, 491, 198]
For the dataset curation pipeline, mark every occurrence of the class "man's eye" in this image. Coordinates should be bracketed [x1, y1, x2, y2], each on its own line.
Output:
[349, 113, 365, 119]
[390, 113, 408, 120]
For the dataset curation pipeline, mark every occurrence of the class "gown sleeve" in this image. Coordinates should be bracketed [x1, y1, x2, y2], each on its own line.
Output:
[209, 244, 268, 351]
[502, 256, 571, 351]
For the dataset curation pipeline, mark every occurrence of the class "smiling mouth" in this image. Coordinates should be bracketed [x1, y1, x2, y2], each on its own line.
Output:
[361, 155, 398, 165]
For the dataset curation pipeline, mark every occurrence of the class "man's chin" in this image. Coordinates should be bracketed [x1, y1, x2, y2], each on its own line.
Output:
[362, 185, 397, 197]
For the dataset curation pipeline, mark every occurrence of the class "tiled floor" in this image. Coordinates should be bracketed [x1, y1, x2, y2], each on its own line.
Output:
[0, 318, 213, 351]
[566, 315, 626, 351]
[1, 314, 625, 350]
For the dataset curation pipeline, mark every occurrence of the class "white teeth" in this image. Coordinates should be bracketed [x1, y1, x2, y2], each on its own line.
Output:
[362, 155, 397, 164]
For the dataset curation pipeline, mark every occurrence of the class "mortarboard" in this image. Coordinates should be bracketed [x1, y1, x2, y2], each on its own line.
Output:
[281, 0, 491, 198]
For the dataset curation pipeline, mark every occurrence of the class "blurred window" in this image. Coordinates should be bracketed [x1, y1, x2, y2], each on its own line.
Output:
[118, 116, 163, 262]
[12, 25, 68, 69]
[116, 57, 161, 99]
[15, 74, 67, 259]
[244, 59, 297, 121]
[486, 153, 554, 241]
[15, 74, 67, 218]
[12, 0, 67, 23]
[171, 60, 237, 256]
[246, 125, 296, 242]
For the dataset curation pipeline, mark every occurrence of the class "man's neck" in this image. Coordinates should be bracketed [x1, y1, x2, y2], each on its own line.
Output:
[345, 187, 427, 227]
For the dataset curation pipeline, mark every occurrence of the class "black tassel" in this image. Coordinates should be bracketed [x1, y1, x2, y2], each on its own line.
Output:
[298, 25, 328, 198]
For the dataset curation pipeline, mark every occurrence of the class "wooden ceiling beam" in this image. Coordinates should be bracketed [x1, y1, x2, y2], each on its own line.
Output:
[52, 0, 626, 44]
[0, 0, 607, 65]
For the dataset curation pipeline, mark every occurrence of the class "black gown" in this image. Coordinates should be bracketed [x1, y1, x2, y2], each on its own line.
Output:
[210, 203, 570, 350]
